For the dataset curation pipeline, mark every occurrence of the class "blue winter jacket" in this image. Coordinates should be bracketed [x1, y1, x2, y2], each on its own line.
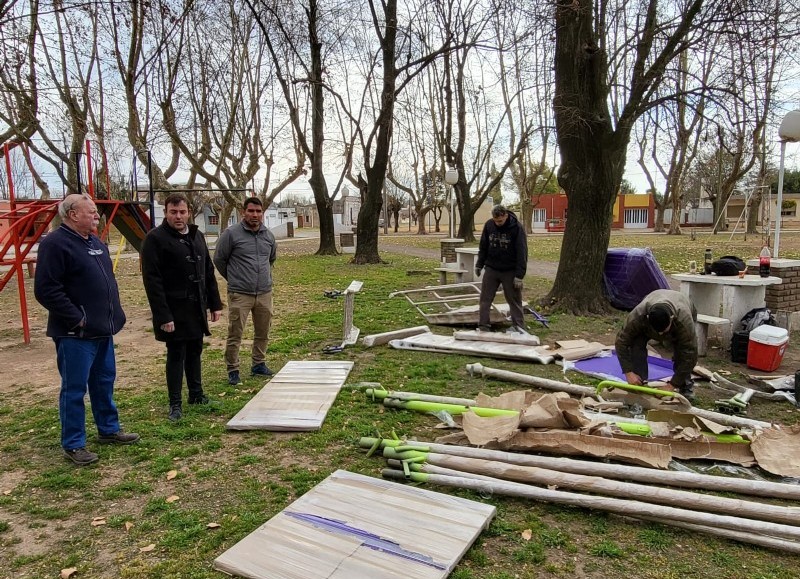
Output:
[34, 224, 126, 338]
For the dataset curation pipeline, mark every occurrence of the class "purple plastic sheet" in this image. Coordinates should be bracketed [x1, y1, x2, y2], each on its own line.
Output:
[604, 248, 670, 311]
[572, 351, 674, 382]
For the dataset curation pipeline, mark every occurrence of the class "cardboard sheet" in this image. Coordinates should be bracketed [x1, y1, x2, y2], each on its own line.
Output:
[213, 470, 496, 579]
[751, 426, 800, 477]
[226, 361, 353, 431]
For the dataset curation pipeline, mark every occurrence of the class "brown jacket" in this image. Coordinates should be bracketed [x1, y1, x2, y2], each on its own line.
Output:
[615, 289, 698, 387]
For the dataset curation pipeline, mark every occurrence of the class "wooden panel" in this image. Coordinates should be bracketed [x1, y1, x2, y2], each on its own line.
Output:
[226, 361, 353, 431]
[213, 470, 495, 579]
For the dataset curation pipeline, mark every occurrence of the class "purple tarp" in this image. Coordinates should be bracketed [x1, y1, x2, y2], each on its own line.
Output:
[571, 351, 674, 382]
[604, 248, 670, 311]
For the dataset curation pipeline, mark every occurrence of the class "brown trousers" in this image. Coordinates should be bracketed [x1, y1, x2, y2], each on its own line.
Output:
[225, 291, 273, 372]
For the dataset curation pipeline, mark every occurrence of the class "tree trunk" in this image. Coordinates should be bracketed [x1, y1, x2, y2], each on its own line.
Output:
[546, 0, 623, 313]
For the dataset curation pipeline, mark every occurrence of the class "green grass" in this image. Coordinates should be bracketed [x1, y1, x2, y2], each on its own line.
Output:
[1, 233, 800, 577]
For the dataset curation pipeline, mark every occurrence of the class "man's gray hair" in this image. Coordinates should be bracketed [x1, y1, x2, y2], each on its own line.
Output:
[491, 204, 508, 218]
[58, 193, 93, 219]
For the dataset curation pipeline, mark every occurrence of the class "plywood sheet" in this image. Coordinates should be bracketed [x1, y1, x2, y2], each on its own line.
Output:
[390, 332, 554, 364]
[226, 361, 353, 431]
[213, 470, 495, 579]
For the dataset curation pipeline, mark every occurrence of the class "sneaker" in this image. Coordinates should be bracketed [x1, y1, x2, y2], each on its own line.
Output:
[228, 370, 243, 386]
[97, 430, 140, 445]
[188, 395, 211, 405]
[251, 362, 274, 376]
[64, 447, 99, 466]
[477, 325, 492, 332]
[168, 404, 183, 421]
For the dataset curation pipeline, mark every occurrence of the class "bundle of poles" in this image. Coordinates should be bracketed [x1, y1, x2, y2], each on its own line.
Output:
[359, 437, 800, 553]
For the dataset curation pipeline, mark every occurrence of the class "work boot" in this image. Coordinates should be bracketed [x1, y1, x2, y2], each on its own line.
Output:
[477, 325, 492, 332]
[97, 430, 140, 445]
[64, 447, 99, 466]
[168, 404, 183, 421]
[228, 370, 243, 386]
[678, 381, 696, 403]
[251, 362, 274, 377]
[188, 394, 211, 405]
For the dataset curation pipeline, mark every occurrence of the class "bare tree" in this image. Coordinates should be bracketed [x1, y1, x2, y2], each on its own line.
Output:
[547, 0, 769, 313]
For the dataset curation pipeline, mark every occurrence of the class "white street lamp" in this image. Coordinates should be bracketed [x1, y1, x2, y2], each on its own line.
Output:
[445, 166, 458, 237]
[774, 110, 800, 258]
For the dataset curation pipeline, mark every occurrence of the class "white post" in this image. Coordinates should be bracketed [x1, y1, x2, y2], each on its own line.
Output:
[774, 110, 800, 257]
[774, 139, 787, 258]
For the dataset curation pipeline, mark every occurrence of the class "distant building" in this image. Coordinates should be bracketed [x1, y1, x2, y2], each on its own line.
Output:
[531, 192, 656, 230]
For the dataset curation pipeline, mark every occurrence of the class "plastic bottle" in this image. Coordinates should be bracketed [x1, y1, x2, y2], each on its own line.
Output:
[759, 245, 771, 278]
[703, 248, 713, 274]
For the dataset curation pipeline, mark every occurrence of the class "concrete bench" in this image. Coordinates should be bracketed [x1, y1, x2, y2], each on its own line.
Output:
[695, 313, 730, 356]
[434, 266, 468, 285]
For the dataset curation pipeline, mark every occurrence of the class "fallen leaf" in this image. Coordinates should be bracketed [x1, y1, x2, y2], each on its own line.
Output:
[206, 522, 221, 529]
[165, 495, 179, 503]
[125, 522, 134, 532]
[2, 490, 10, 496]
[139, 544, 156, 553]
[60, 568, 77, 579]
[166, 470, 177, 481]
[91, 517, 106, 527]
[521, 529, 533, 541]
[218, 392, 226, 397]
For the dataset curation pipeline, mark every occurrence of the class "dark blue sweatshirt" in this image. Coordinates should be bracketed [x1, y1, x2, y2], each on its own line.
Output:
[34, 224, 126, 338]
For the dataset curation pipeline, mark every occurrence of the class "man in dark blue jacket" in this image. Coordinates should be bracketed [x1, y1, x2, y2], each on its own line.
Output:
[475, 205, 528, 333]
[34, 194, 139, 466]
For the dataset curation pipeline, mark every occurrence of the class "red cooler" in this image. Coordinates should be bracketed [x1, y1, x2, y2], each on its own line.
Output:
[747, 325, 789, 372]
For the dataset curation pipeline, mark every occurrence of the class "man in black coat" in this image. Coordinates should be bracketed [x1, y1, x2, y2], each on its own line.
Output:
[141, 193, 223, 421]
[475, 205, 528, 333]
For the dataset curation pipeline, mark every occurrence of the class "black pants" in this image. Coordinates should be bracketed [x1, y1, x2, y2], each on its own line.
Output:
[479, 267, 524, 327]
[165, 338, 204, 406]
[627, 335, 653, 382]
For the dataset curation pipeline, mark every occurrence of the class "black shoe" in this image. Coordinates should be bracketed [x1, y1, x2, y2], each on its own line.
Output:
[168, 404, 183, 421]
[97, 430, 140, 445]
[251, 363, 274, 376]
[679, 382, 696, 403]
[228, 370, 243, 386]
[64, 447, 99, 466]
[188, 395, 211, 405]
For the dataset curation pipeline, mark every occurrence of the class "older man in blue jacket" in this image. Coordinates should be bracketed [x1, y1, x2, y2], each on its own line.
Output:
[34, 194, 139, 466]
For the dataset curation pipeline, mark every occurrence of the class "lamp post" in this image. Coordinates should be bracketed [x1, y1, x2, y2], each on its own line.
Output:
[445, 166, 458, 237]
[773, 110, 800, 258]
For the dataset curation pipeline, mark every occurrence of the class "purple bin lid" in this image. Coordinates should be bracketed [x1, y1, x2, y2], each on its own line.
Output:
[603, 248, 670, 311]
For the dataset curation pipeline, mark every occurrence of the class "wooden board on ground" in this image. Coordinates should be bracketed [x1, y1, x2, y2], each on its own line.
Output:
[390, 332, 554, 364]
[554, 341, 612, 361]
[226, 361, 353, 431]
[212, 470, 495, 579]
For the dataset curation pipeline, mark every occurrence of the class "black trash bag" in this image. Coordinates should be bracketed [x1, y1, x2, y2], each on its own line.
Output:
[711, 256, 746, 276]
[738, 307, 777, 333]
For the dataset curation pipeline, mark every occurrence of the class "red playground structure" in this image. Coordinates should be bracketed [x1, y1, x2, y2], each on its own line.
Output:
[0, 140, 153, 343]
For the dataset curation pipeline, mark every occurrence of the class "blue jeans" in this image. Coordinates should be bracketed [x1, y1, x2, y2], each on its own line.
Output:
[55, 337, 120, 451]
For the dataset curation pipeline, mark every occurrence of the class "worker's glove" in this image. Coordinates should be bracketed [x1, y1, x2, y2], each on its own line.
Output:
[513, 278, 524, 290]
[475, 267, 482, 278]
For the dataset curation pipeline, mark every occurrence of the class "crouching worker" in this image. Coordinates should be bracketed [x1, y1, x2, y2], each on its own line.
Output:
[615, 289, 698, 400]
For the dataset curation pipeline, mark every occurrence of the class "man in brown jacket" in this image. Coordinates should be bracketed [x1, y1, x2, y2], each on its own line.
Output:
[615, 289, 698, 400]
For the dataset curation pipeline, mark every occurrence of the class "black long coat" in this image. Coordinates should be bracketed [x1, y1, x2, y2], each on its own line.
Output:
[141, 222, 223, 342]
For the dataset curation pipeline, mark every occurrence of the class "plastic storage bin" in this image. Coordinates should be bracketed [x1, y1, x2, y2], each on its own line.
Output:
[747, 325, 789, 372]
